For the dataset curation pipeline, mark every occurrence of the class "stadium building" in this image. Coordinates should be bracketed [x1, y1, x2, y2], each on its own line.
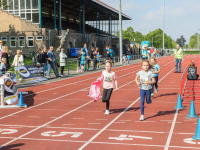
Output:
[0, 0, 133, 56]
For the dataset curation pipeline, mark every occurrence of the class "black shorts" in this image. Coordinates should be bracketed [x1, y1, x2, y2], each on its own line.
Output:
[102, 88, 113, 102]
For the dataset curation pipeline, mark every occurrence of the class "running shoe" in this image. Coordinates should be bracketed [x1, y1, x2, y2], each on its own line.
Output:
[151, 93, 154, 97]
[155, 89, 158, 93]
[139, 115, 145, 121]
[94, 99, 97, 102]
[105, 110, 110, 115]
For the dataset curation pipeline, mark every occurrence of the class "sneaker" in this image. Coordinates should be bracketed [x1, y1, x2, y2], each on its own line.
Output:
[139, 115, 145, 121]
[94, 99, 97, 102]
[46, 76, 51, 79]
[105, 110, 110, 115]
[174, 71, 178, 73]
[151, 93, 154, 97]
[155, 89, 158, 93]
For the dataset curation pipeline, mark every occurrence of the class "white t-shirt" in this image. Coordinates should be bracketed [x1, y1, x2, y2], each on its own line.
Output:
[102, 70, 116, 89]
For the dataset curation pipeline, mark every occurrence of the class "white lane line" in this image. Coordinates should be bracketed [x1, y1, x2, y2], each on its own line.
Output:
[164, 56, 190, 150]
[73, 118, 84, 120]
[88, 123, 101, 125]
[78, 63, 180, 150]
[62, 124, 75, 126]
[28, 116, 40, 118]
[135, 121, 156, 123]
[1, 136, 200, 149]
[96, 119, 108, 121]
[164, 109, 179, 150]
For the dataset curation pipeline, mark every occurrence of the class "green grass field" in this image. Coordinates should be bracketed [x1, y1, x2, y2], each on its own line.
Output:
[184, 51, 200, 55]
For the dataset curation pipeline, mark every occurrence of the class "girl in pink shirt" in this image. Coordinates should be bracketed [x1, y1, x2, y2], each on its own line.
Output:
[101, 61, 117, 115]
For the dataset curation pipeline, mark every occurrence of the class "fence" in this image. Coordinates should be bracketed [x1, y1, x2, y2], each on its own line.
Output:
[180, 67, 188, 100]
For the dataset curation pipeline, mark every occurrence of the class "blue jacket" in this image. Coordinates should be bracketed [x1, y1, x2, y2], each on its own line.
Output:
[82, 47, 88, 57]
[109, 49, 115, 57]
[47, 50, 56, 63]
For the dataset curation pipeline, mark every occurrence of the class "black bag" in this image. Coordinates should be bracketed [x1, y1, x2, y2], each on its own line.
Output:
[34, 52, 43, 63]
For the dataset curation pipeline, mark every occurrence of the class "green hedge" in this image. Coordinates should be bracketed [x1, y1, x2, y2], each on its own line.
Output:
[8, 57, 78, 74]
[184, 51, 200, 55]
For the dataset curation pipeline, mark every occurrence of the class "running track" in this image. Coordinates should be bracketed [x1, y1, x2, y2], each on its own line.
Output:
[0, 55, 199, 150]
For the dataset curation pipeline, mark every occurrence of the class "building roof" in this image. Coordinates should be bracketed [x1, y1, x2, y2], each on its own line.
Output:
[94, 0, 132, 20]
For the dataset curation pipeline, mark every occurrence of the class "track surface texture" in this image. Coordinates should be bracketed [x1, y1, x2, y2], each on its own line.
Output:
[0, 55, 199, 150]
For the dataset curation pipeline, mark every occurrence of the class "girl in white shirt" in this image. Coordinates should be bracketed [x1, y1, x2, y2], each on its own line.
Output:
[101, 61, 118, 115]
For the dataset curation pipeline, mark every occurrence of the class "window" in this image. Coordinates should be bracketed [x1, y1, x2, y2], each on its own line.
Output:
[1, 37, 7, 46]
[36, 36, 43, 40]
[10, 37, 16, 47]
[27, 36, 34, 47]
[18, 36, 25, 47]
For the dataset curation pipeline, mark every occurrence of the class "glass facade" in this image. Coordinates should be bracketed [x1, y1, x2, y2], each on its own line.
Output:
[1, 0, 39, 23]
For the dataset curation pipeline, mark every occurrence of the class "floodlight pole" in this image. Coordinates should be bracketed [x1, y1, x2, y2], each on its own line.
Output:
[163, 0, 165, 50]
[119, 0, 123, 64]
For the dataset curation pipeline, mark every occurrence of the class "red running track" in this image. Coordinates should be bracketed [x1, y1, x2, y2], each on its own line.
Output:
[0, 55, 199, 150]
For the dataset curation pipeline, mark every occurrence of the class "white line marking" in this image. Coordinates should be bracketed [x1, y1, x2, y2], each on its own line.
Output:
[78, 63, 180, 150]
[164, 109, 179, 150]
[28, 116, 40, 118]
[1, 136, 200, 149]
[62, 124, 75, 126]
[135, 121, 156, 123]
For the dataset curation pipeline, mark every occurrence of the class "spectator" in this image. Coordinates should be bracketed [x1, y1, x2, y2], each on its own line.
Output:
[83, 43, 89, 71]
[1, 46, 10, 70]
[47, 46, 61, 78]
[106, 46, 110, 58]
[11, 50, 24, 80]
[42, 47, 51, 76]
[34, 48, 43, 65]
[80, 48, 85, 72]
[59, 48, 67, 75]
[0, 40, 3, 61]
[96, 51, 101, 69]
[126, 47, 131, 65]
[77, 49, 82, 73]
[90, 47, 95, 70]
[188, 62, 199, 80]
[150, 48, 154, 57]
[123, 54, 126, 65]
[0, 58, 6, 74]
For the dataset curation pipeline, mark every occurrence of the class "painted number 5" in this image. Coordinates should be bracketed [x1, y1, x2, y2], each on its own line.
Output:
[41, 131, 83, 138]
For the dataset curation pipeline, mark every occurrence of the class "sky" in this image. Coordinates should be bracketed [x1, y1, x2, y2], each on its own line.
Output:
[100, 0, 200, 44]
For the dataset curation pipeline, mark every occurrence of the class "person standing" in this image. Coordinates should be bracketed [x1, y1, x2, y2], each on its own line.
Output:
[42, 47, 51, 76]
[11, 50, 24, 80]
[0, 40, 3, 61]
[174, 45, 184, 73]
[59, 48, 67, 75]
[1, 46, 10, 70]
[83, 43, 89, 71]
[90, 47, 95, 70]
[47, 46, 61, 78]
[126, 47, 131, 65]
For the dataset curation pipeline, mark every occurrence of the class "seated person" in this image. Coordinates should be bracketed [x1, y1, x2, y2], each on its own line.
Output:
[188, 62, 199, 80]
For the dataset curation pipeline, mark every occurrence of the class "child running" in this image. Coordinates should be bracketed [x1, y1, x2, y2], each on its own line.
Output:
[135, 60, 155, 121]
[101, 61, 117, 115]
[150, 57, 160, 97]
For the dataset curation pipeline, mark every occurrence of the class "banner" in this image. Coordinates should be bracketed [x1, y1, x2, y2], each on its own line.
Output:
[15, 65, 47, 83]
[4, 72, 18, 104]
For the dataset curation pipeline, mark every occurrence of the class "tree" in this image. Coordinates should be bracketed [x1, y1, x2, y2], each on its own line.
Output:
[0, 1, 8, 7]
[189, 35, 197, 49]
